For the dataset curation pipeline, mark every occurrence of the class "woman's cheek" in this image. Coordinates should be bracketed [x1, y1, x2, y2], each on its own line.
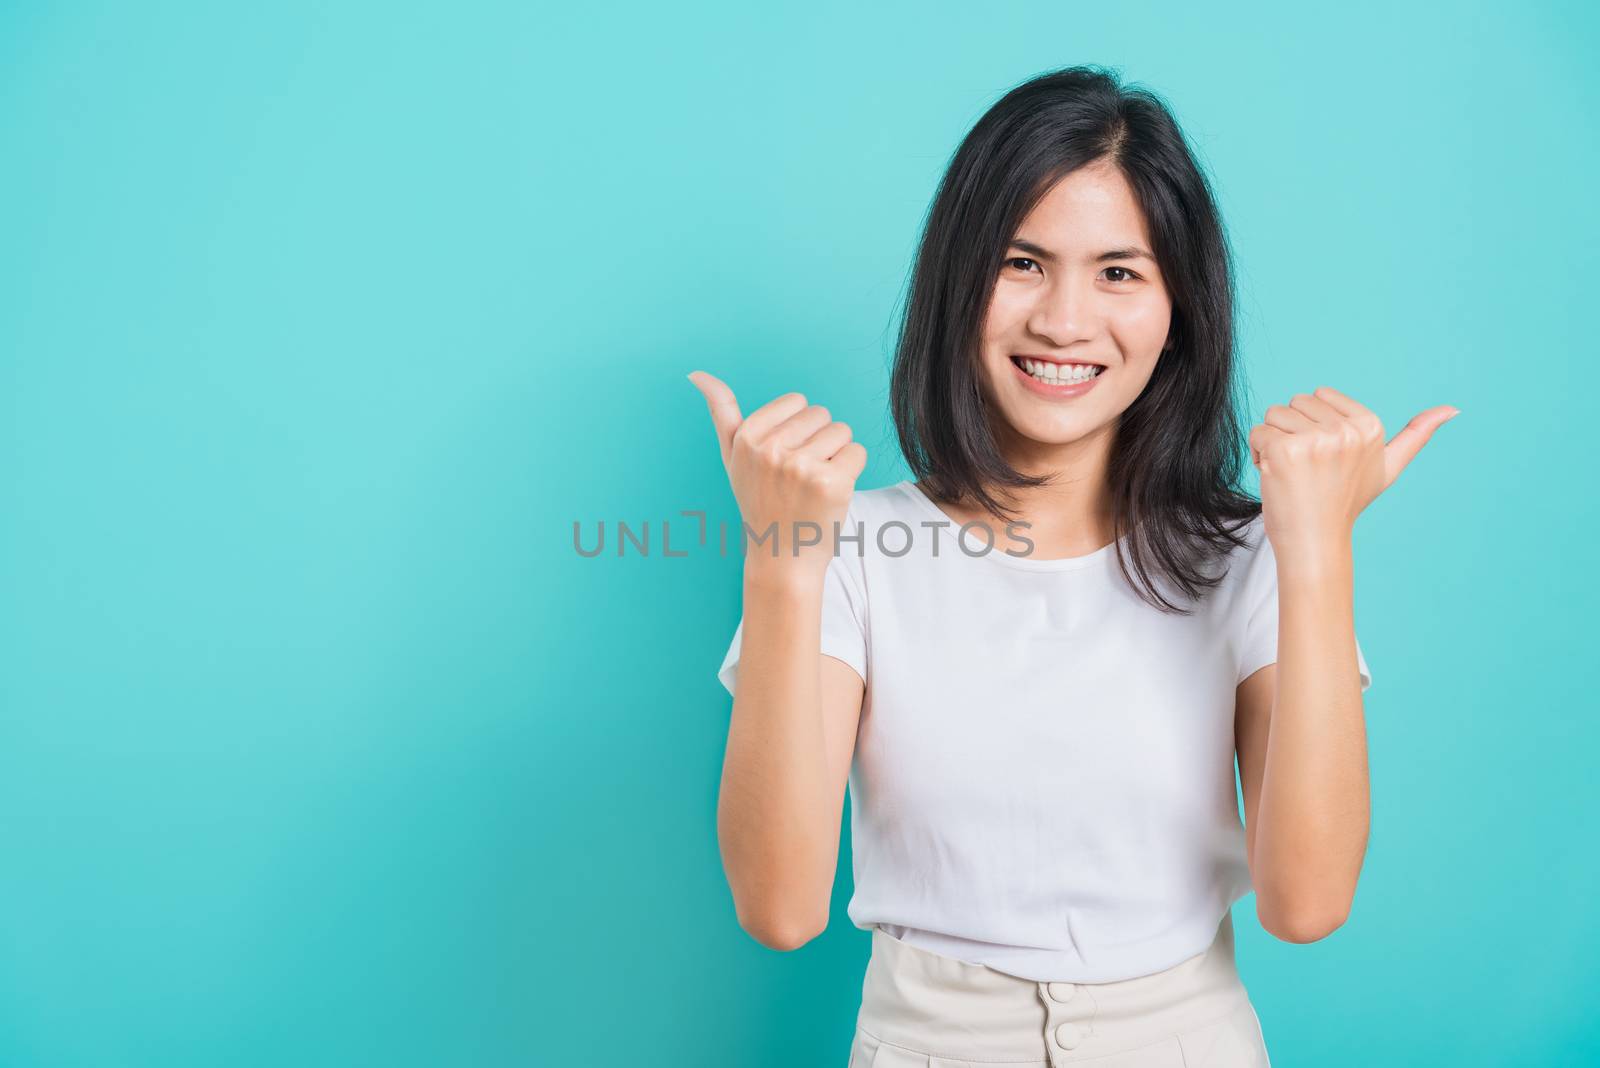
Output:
[1117, 297, 1172, 355]
[984, 290, 1031, 335]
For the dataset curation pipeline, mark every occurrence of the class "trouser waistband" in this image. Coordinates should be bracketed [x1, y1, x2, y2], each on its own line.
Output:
[858, 912, 1253, 1063]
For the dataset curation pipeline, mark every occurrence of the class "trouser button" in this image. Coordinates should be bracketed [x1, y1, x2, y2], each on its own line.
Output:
[1054, 1022, 1086, 1050]
[1046, 981, 1076, 1003]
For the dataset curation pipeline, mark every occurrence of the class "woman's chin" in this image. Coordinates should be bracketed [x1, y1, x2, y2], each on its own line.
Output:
[1000, 408, 1105, 450]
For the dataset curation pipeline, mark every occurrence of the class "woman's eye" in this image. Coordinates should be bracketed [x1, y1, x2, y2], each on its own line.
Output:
[1004, 259, 1142, 282]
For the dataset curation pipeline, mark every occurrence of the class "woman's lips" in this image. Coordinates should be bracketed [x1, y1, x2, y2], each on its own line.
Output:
[1010, 356, 1105, 398]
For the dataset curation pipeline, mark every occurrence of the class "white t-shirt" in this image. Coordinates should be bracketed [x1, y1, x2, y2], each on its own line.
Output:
[716, 479, 1370, 983]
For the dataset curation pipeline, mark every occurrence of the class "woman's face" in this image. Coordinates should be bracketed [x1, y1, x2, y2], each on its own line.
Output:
[979, 159, 1173, 459]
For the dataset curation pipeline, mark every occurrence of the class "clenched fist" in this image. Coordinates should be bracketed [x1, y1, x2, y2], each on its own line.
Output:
[688, 370, 868, 579]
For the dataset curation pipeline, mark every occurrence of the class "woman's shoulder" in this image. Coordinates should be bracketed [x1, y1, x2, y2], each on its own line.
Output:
[1224, 511, 1270, 555]
[1211, 511, 1274, 595]
[822, 481, 935, 570]
[841, 480, 924, 526]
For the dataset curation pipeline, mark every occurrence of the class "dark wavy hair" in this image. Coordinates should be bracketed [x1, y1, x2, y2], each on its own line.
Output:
[889, 64, 1261, 613]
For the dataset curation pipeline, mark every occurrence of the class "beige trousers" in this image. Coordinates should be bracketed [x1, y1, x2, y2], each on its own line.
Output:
[847, 911, 1270, 1067]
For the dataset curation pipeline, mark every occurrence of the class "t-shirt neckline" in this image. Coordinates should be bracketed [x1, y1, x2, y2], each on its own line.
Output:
[894, 480, 1123, 573]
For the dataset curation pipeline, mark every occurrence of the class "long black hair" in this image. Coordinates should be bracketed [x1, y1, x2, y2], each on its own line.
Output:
[889, 64, 1261, 613]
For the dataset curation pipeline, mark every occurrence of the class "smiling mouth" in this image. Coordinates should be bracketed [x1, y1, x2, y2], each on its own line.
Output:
[1010, 355, 1106, 385]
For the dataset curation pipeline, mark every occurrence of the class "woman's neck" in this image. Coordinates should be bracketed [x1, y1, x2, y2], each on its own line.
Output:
[921, 426, 1118, 560]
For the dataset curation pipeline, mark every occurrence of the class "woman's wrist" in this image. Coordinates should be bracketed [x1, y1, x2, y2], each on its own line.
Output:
[742, 554, 829, 596]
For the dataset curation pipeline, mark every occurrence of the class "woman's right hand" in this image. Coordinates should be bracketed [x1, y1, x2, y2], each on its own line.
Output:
[687, 370, 868, 580]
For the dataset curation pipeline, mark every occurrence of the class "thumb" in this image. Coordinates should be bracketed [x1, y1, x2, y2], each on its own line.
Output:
[1383, 405, 1460, 489]
[687, 370, 743, 467]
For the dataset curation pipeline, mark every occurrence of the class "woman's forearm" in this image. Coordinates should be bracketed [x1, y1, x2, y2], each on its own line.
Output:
[1251, 536, 1371, 940]
[716, 562, 840, 949]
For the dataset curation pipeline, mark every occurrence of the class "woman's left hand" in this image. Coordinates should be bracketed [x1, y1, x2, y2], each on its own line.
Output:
[1249, 386, 1459, 554]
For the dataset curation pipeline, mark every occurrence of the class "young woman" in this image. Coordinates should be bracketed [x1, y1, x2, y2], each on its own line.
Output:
[688, 65, 1456, 1067]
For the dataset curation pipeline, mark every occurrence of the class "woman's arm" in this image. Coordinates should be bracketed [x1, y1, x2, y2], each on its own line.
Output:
[1235, 537, 1368, 944]
[1239, 384, 1456, 943]
[688, 371, 870, 951]
[717, 564, 865, 951]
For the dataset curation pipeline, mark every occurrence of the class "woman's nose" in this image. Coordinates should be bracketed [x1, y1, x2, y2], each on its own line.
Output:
[1027, 278, 1098, 347]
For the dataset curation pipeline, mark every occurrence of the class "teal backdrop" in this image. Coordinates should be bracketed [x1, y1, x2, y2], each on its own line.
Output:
[1, 2, 1594, 1065]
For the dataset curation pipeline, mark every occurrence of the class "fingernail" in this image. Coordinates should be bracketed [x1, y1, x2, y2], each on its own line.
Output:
[1447, 407, 1462, 419]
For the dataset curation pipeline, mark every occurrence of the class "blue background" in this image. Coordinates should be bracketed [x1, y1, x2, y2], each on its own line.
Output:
[1, 2, 1594, 1065]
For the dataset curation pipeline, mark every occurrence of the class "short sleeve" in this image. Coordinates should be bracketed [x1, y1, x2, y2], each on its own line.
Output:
[715, 513, 870, 698]
[1234, 519, 1371, 694]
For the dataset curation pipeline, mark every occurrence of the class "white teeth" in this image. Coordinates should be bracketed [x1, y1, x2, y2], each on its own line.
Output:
[1020, 359, 1103, 383]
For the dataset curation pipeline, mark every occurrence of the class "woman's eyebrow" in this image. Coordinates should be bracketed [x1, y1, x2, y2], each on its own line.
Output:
[1008, 239, 1155, 264]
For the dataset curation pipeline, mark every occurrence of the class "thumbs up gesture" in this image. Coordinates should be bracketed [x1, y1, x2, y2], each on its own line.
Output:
[1249, 385, 1460, 554]
[688, 371, 868, 579]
